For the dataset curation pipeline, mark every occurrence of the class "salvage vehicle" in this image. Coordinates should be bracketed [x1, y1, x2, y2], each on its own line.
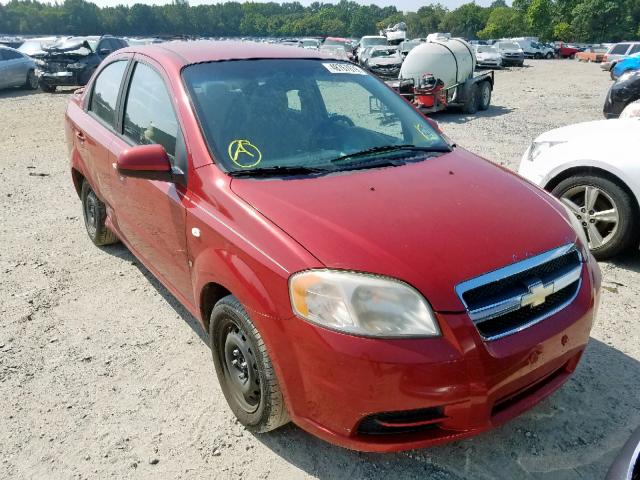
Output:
[380, 22, 407, 45]
[519, 119, 640, 259]
[611, 53, 640, 80]
[395, 37, 494, 114]
[66, 41, 601, 452]
[37, 35, 128, 92]
[475, 45, 502, 68]
[362, 46, 403, 79]
[555, 42, 581, 59]
[496, 41, 525, 66]
[298, 38, 320, 50]
[604, 70, 640, 118]
[513, 38, 554, 59]
[355, 35, 387, 63]
[601, 42, 640, 73]
[320, 37, 352, 61]
[0, 45, 38, 91]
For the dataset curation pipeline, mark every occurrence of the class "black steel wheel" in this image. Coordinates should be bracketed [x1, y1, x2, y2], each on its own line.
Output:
[209, 296, 289, 433]
[80, 180, 119, 246]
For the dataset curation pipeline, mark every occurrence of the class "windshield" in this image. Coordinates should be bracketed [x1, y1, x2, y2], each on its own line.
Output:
[301, 40, 318, 47]
[183, 59, 449, 175]
[361, 37, 387, 47]
[324, 39, 346, 47]
[371, 48, 398, 58]
[476, 46, 497, 54]
[498, 42, 520, 50]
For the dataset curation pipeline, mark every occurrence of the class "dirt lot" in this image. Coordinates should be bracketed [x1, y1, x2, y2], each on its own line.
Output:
[1, 59, 638, 480]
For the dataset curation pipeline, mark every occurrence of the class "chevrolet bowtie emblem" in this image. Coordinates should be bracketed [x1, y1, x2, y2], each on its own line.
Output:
[521, 279, 554, 308]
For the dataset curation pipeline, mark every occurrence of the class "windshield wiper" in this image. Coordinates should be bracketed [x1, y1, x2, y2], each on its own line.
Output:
[229, 165, 329, 178]
[329, 144, 451, 164]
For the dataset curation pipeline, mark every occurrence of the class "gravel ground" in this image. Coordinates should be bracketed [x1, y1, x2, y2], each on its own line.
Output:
[0, 59, 638, 480]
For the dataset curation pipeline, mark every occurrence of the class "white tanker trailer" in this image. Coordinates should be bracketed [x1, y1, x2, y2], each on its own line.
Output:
[388, 37, 494, 114]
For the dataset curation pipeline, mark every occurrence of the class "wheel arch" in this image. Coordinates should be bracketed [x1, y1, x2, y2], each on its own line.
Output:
[199, 282, 232, 333]
[544, 165, 640, 217]
[71, 167, 85, 198]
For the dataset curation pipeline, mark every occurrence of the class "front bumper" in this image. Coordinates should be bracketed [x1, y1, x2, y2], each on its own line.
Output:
[271, 256, 600, 452]
[502, 56, 525, 66]
[39, 70, 82, 87]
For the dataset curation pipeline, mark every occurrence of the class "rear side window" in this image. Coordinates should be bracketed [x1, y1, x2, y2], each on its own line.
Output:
[89, 60, 127, 127]
[123, 62, 178, 158]
[610, 43, 630, 55]
[3, 49, 23, 60]
[630, 44, 640, 55]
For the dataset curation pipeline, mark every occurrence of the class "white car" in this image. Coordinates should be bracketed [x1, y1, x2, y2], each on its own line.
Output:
[518, 120, 640, 259]
[475, 45, 502, 68]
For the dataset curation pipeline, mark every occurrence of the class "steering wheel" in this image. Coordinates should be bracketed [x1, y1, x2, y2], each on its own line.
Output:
[328, 114, 356, 127]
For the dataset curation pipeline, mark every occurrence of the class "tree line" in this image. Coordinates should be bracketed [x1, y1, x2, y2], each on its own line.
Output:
[0, 0, 638, 43]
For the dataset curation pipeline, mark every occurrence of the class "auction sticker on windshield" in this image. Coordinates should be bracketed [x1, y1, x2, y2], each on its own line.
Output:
[322, 63, 366, 75]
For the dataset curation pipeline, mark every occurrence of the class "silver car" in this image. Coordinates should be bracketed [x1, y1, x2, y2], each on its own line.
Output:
[0, 46, 38, 91]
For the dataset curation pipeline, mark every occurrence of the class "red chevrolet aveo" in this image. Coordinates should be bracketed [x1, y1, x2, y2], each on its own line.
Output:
[65, 42, 601, 452]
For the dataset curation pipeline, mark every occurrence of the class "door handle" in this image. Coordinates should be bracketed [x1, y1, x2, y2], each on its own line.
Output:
[75, 130, 86, 143]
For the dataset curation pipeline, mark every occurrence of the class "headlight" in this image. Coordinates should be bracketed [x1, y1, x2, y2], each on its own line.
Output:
[34, 58, 45, 66]
[66, 63, 85, 69]
[560, 203, 590, 251]
[289, 270, 440, 337]
[526, 141, 566, 162]
[618, 70, 640, 83]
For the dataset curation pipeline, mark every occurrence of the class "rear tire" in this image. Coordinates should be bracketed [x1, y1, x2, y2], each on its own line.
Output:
[534, 53, 542, 59]
[551, 175, 639, 260]
[545, 52, 554, 59]
[209, 295, 289, 433]
[462, 84, 479, 114]
[478, 81, 491, 111]
[81, 180, 119, 246]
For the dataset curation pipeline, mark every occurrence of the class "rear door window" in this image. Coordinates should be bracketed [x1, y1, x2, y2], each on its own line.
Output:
[89, 60, 127, 128]
[123, 62, 178, 158]
[629, 44, 640, 55]
[3, 49, 23, 60]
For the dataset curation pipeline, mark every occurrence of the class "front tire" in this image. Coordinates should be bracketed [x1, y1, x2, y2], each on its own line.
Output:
[551, 175, 639, 259]
[24, 70, 38, 90]
[209, 296, 289, 433]
[462, 84, 479, 114]
[81, 180, 119, 246]
[545, 52, 554, 59]
[39, 80, 56, 93]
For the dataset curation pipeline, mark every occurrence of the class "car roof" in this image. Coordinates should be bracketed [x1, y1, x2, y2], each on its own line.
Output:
[120, 40, 333, 68]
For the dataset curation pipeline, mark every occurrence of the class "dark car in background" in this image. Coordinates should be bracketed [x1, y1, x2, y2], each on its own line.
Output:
[604, 69, 640, 118]
[0, 45, 38, 91]
[37, 35, 127, 92]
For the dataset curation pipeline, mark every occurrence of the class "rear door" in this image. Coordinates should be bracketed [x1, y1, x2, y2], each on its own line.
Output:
[108, 57, 192, 304]
[0, 50, 8, 89]
[2, 49, 24, 86]
[79, 59, 129, 203]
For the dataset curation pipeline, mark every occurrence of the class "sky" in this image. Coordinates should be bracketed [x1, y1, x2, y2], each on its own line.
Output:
[84, 0, 502, 11]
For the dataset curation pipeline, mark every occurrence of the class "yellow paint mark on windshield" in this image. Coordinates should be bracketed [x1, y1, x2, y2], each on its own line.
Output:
[228, 139, 262, 168]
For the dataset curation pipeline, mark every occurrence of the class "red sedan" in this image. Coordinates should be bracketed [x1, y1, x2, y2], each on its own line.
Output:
[65, 41, 601, 452]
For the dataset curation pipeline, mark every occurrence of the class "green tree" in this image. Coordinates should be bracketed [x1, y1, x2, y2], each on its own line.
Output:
[440, 3, 489, 39]
[478, 7, 526, 39]
[526, 0, 553, 40]
[553, 21, 574, 41]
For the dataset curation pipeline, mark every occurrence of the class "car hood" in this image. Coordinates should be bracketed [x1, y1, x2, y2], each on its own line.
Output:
[230, 149, 577, 311]
[369, 57, 402, 66]
[535, 119, 640, 143]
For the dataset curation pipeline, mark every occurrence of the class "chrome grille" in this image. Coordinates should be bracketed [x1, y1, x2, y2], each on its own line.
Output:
[455, 244, 583, 341]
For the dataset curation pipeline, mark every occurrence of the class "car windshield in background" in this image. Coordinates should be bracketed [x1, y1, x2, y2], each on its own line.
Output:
[371, 49, 398, 58]
[477, 46, 498, 53]
[183, 59, 450, 175]
[323, 39, 346, 47]
[361, 37, 387, 47]
[498, 42, 520, 50]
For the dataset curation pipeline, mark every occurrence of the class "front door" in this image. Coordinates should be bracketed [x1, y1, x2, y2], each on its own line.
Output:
[108, 59, 193, 305]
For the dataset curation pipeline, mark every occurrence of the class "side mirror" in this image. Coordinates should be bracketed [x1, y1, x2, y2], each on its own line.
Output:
[117, 144, 184, 184]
